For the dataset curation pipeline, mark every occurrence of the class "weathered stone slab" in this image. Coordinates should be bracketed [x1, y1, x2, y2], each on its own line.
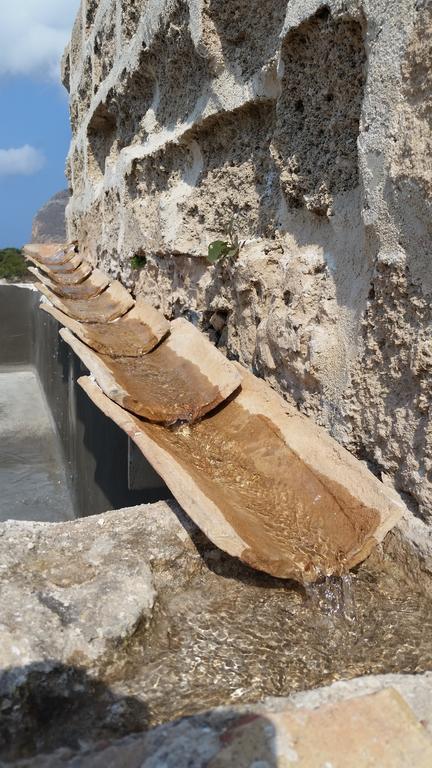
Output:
[41, 297, 170, 356]
[28, 266, 109, 300]
[0, 507, 158, 692]
[78, 373, 403, 581]
[28, 259, 92, 285]
[60, 318, 242, 423]
[24, 243, 75, 265]
[207, 689, 432, 767]
[37, 280, 135, 323]
[26, 251, 84, 275]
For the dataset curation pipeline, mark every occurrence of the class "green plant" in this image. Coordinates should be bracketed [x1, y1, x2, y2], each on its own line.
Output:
[207, 219, 244, 264]
[131, 253, 147, 270]
[0, 248, 27, 280]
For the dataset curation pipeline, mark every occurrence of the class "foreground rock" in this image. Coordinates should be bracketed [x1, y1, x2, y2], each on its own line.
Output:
[31, 191, 69, 245]
[7, 682, 432, 767]
[1, 502, 432, 761]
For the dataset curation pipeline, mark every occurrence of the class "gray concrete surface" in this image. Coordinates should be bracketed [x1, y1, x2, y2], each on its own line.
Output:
[0, 368, 74, 522]
[33, 302, 171, 515]
[0, 284, 170, 518]
[0, 282, 38, 366]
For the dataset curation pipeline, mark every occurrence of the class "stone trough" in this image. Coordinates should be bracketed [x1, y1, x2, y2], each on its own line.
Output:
[60, 320, 242, 424]
[42, 300, 170, 356]
[27, 265, 109, 299]
[36, 279, 134, 323]
[24, 243, 405, 583]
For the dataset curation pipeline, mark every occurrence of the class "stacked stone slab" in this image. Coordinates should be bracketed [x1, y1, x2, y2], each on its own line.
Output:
[25, 243, 404, 582]
[63, 0, 432, 524]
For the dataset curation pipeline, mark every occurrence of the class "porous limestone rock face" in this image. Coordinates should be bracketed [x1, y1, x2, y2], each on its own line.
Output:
[64, 0, 432, 519]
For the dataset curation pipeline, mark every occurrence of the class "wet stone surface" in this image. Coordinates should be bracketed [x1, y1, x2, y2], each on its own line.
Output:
[0, 369, 74, 523]
[2, 502, 430, 762]
[38, 280, 134, 323]
[110, 531, 432, 726]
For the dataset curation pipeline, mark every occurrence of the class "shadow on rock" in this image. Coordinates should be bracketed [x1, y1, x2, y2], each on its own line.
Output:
[0, 660, 281, 767]
[0, 661, 149, 763]
[167, 498, 301, 593]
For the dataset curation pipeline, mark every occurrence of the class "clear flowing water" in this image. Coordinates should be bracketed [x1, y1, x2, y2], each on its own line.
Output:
[102, 537, 432, 730]
[0, 368, 74, 522]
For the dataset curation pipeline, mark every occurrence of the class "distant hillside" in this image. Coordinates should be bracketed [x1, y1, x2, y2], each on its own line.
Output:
[31, 189, 70, 244]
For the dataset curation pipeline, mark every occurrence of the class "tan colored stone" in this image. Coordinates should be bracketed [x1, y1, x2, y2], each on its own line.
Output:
[78, 372, 403, 582]
[8, 686, 432, 767]
[37, 280, 134, 323]
[28, 266, 109, 299]
[60, 317, 242, 423]
[208, 689, 432, 767]
[26, 251, 84, 275]
[41, 297, 170, 357]
[23, 243, 75, 265]
[28, 259, 92, 285]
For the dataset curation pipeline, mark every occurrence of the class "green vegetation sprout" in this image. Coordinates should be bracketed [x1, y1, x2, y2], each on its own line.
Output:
[131, 253, 147, 270]
[207, 218, 244, 264]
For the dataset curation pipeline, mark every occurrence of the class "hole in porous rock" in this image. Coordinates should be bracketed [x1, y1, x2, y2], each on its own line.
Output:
[86, 0, 100, 31]
[207, 0, 287, 80]
[180, 101, 278, 242]
[92, 4, 117, 90]
[283, 289, 292, 306]
[77, 57, 93, 117]
[114, 59, 156, 149]
[87, 99, 118, 179]
[122, 0, 149, 40]
[152, 0, 212, 128]
[273, 9, 366, 216]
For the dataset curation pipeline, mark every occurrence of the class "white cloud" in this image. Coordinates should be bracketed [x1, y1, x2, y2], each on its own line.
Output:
[0, 146, 46, 176]
[0, 0, 80, 80]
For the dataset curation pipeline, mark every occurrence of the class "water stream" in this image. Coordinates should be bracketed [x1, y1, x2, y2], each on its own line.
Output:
[103, 536, 432, 729]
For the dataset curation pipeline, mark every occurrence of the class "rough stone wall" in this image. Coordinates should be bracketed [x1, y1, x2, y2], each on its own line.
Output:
[63, 0, 432, 520]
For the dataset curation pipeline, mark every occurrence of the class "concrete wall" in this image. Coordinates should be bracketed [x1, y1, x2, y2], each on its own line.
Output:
[0, 284, 38, 366]
[64, 0, 432, 520]
[0, 285, 170, 516]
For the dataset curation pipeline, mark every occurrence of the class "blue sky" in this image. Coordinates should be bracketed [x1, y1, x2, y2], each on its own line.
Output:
[0, 1, 80, 248]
